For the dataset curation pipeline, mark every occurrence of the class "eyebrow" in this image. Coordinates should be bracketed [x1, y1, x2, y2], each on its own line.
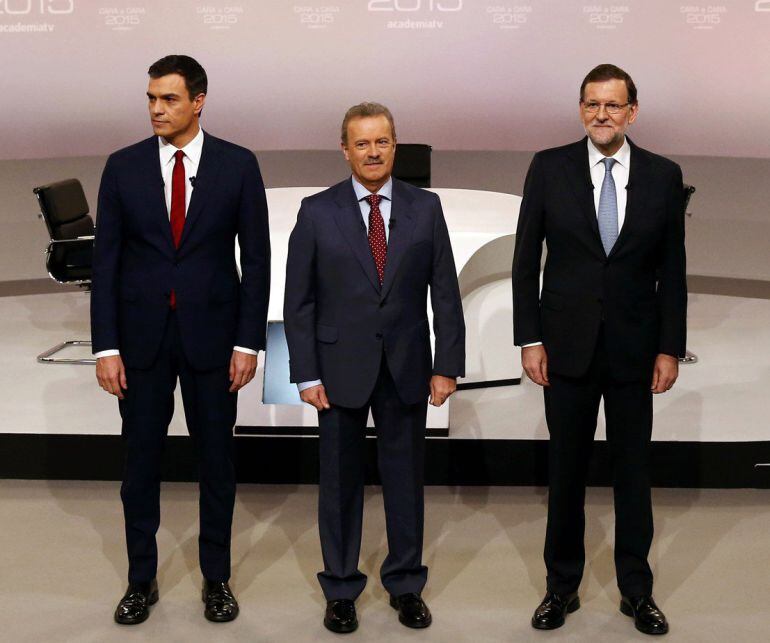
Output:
[147, 92, 181, 99]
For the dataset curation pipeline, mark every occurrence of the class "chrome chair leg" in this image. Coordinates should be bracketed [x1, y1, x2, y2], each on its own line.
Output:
[37, 340, 95, 365]
[679, 350, 698, 365]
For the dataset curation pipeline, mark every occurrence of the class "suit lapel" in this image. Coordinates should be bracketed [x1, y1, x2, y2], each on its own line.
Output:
[332, 181, 381, 293]
[178, 132, 223, 250]
[608, 139, 649, 259]
[380, 179, 417, 301]
[140, 136, 175, 251]
[564, 138, 605, 258]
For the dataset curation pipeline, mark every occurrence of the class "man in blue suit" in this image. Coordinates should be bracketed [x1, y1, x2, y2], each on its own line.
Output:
[91, 55, 270, 625]
[284, 103, 465, 634]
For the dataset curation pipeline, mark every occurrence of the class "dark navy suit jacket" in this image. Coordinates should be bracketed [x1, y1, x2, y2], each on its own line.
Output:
[283, 178, 465, 408]
[91, 133, 270, 371]
[513, 137, 687, 381]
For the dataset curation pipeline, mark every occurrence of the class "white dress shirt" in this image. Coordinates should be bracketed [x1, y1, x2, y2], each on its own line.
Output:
[94, 127, 256, 358]
[296, 176, 393, 393]
[520, 137, 631, 349]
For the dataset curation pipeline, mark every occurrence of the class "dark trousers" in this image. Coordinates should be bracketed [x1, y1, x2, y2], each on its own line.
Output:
[118, 312, 237, 584]
[317, 358, 429, 601]
[543, 336, 654, 597]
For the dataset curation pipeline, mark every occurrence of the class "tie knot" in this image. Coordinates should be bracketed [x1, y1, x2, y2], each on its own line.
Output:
[174, 150, 185, 163]
[365, 194, 381, 208]
[602, 157, 616, 172]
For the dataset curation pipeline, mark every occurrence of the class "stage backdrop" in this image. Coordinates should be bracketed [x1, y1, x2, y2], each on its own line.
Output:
[1, 0, 769, 160]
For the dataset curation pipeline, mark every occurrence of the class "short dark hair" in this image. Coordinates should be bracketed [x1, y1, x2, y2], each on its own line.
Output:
[580, 64, 637, 104]
[341, 102, 397, 146]
[148, 55, 207, 99]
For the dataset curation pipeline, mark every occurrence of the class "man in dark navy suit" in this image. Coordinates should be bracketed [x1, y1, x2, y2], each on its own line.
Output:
[513, 64, 686, 635]
[91, 55, 270, 625]
[284, 103, 465, 634]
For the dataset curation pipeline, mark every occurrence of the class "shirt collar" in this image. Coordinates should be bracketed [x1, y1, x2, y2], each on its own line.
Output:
[587, 135, 630, 169]
[158, 127, 205, 166]
[351, 175, 393, 202]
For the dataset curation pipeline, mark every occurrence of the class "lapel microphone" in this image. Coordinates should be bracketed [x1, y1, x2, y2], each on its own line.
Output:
[189, 176, 197, 187]
[388, 218, 396, 229]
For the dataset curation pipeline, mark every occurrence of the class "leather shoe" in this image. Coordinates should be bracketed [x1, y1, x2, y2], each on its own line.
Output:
[389, 593, 432, 629]
[114, 579, 158, 625]
[202, 580, 239, 622]
[620, 595, 669, 635]
[324, 599, 358, 634]
[531, 590, 580, 630]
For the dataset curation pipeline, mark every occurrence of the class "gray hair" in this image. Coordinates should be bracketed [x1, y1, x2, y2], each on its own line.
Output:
[341, 102, 397, 146]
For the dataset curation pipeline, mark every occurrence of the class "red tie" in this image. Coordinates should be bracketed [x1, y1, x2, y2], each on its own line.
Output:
[169, 149, 186, 308]
[365, 194, 387, 285]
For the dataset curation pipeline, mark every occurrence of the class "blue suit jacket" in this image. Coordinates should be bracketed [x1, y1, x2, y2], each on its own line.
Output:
[283, 178, 465, 408]
[90, 133, 270, 371]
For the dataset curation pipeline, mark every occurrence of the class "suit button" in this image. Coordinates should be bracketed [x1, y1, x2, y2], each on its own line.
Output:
[173, 260, 179, 267]
[379, 301, 386, 308]
[375, 332, 383, 340]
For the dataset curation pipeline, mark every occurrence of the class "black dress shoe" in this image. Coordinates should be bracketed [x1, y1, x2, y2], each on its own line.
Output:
[324, 599, 358, 634]
[531, 590, 580, 630]
[389, 593, 432, 629]
[202, 580, 239, 622]
[620, 595, 669, 635]
[114, 579, 158, 625]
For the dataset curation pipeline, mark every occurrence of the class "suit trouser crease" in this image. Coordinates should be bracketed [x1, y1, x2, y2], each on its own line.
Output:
[543, 337, 654, 597]
[119, 312, 237, 584]
[317, 358, 428, 601]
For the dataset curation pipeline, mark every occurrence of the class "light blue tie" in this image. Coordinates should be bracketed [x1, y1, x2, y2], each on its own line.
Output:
[597, 157, 619, 255]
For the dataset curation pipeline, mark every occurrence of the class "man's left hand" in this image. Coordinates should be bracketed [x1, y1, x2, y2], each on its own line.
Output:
[229, 351, 258, 392]
[430, 375, 457, 407]
[651, 353, 679, 394]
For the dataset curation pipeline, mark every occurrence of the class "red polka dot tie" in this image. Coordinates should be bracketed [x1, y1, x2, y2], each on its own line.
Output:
[365, 194, 387, 286]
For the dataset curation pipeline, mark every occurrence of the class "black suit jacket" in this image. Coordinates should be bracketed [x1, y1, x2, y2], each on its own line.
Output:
[91, 133, 270, 371]
[283, 178, 465, 408]
[512, 137, 687, 381]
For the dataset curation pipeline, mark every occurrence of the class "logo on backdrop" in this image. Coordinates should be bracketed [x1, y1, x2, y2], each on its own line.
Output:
[680, 5, 727, 30]
[582, 5, 630, 30]
[293, 5, 340, 30]
[196, 4, 243, 30]
[99, 5, 145, 32]
[0, 0, 73, 33]
[367, 0, 464, 31]
[756, 0, 770, 11]
[486, 5, 533, 31]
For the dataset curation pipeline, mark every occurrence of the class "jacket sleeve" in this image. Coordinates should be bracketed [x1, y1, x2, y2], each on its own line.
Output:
[283, 201, 320, 383]
[656, 164, 687, 358]
[430, 195, 466, 378]
[512, 152, 546, 346]
[90, 155, 122, 353]
[235, 152, 271, 352]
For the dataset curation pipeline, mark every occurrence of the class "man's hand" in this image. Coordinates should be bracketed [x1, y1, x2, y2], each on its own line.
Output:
[229, 351, 258, 393]
[651, 353, 678, 394]
[300, 384, 331, 411]
[522, 344, 550, 387]
[429, 375, 457, 407]
[96, 355, 127, 400]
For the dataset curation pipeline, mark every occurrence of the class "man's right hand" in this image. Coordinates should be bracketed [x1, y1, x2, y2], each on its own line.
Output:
[96, 355, 127, 400]
[521, 344, 550, 387]
[300, 384, 331, 411]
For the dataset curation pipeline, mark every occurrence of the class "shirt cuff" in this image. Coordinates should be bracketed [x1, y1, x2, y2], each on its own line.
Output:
[94, 349, 120, 358]
[297, 379, 322, 393]
[233, 346, 258, 355]
[521, 342, 543, 348]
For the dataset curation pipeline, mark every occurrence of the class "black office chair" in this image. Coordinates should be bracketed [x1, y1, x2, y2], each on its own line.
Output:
[680, 184, 697, 365]
[33, 179, 96, 364]
[393, 144, 432, 188]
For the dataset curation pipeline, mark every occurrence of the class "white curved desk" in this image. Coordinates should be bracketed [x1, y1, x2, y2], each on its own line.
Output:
[236, 187, 521, 432]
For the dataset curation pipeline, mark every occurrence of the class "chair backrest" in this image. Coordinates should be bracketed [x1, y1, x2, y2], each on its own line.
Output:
[33, 179, 94, 240]
[393, 144, 432, 188]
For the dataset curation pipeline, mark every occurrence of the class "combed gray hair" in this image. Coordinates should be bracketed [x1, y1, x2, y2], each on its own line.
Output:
[341, 102, 397, 146]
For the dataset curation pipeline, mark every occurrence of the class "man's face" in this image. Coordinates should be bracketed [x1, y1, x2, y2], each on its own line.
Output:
[580, 79, 638, 151]
[147, 73, 205, 141]
[342, 115, 396, 190]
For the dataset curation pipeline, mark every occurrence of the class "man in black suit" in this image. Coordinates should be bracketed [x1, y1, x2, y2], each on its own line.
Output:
[284, 103, 465, 634]
[91, 55, 270, 624]
[512, 64, 686, 636]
